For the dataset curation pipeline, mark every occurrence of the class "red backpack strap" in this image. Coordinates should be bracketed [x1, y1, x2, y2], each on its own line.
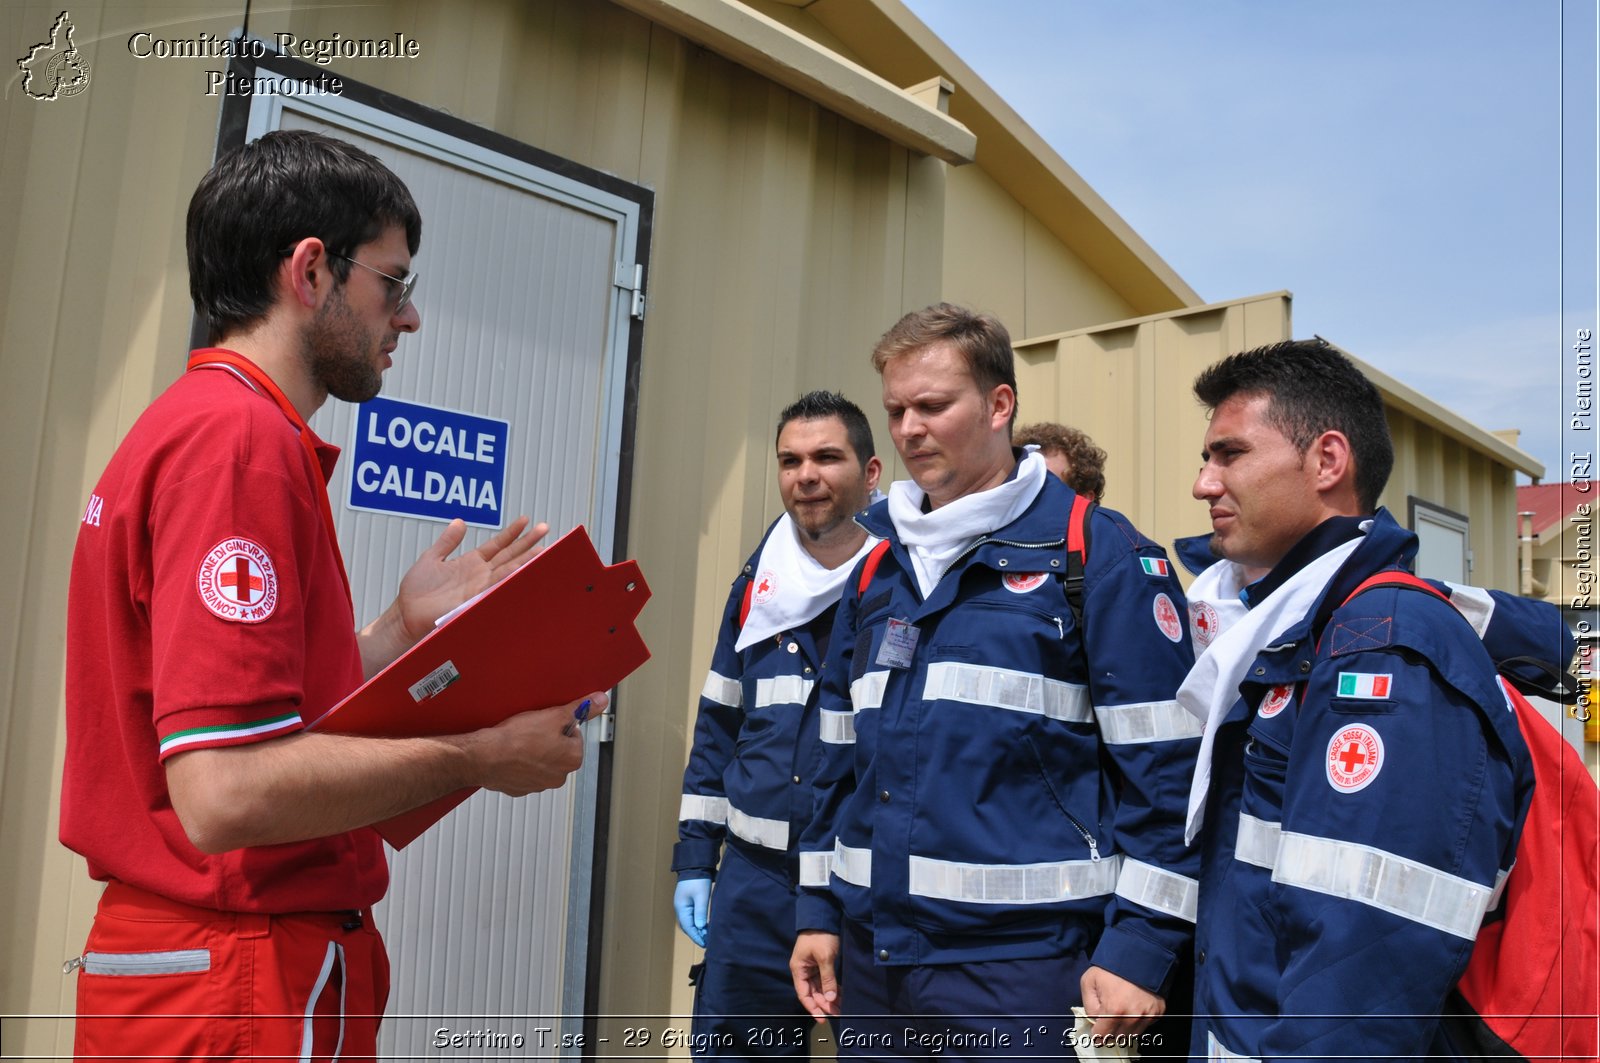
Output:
[857, 540, 891, 597]
[1063, 494, 1095, 632]
[1342, 570, 1446, 607]
[1299, 570, 1449, 703]
[738, 576, 756, 629]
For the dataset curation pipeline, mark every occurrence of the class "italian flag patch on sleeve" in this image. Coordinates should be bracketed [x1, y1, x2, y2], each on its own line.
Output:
[1337, 672, 1392, 699]
[1139, 557, 1170, 577]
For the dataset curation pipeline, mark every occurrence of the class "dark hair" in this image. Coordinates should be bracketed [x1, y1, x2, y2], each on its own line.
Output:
[186, 129, 422, 341]
[776, 390, 876, 468]
[1013, 422, 1108, 501]
[1193, 338, 1394, 511]
[871, 303, 1018, 429]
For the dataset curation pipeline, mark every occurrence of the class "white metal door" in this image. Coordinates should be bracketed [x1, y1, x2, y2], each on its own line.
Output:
[242, 77, 643, 1056]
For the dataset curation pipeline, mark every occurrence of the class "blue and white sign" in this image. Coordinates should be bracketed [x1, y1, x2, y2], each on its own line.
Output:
[348, 397, 509, 528]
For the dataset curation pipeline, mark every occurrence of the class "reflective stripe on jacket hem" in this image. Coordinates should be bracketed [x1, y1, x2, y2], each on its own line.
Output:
[819, 708, 856, 745]
[906, 853, 1121, 904]
[753, 675, 814, 710]
[833, 841, 872, 887]
[921, 662, 1090, 723]
[851, 671, 889, 711]
[727, 804, 789, 850]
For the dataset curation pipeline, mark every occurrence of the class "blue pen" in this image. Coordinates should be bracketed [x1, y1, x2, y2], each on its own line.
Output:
[562, 698, 593, 736]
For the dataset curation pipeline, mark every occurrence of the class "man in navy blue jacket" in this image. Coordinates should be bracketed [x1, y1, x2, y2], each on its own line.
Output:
[675, 391, 883, 1059]
[790, 304, 1200, 1057]
[1181, 339, 1553, 1060]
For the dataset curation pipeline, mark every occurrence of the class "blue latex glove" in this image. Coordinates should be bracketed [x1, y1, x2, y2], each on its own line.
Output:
[673, 878, 711, 948]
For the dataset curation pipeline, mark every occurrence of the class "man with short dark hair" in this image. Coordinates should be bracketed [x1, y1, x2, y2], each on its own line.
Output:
[1181, 339, 1540, 1059]
[674, 390, 883, 1059]
[61, 129, 605, 1060]
[1013, 421, 1108, 502]
[790, 304, 1200, 1055]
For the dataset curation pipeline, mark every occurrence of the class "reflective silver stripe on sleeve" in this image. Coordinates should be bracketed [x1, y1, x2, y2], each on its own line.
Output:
[1272, 830, 1495, 940]
[921, 662, 1092, 723]
[1115, 858, 1199, 923]
[1488, 865, 1512, 912]
[799, 850, 835, 888]
[1095, 699, 1203, 744]
[819, 708, 857, 745]
[851, 670, 890, 711]
[678, 794, 729, 824]
[1442, 582, 1495, 637]
[1233, 812, 1281, 870]
[1206, 1032, 1261, 1062]
[907, 853, 1122, 905]
[82, 949, 211, 976]
[754, 675, 814, 709]
[700, 670, 742, 707]
[727, 804, 789, 850]
[833, 841, 872, 887]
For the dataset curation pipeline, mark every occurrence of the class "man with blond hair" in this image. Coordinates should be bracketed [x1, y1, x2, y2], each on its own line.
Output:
[791, 303, 1200, 1057]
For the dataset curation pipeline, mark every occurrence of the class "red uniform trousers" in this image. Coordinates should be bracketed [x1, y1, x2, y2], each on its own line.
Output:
[72, 881, 389, 1062]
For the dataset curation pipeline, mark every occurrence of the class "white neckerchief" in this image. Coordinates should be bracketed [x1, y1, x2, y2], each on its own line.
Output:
[1180, 532, 1366, 844]
[1184, 557, 1252, 657]
[887, 451, 1047, 598]
[736, 513, 883, 652]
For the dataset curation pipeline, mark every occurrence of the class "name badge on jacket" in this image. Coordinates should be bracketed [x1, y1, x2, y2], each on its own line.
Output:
[875, 619, 920, 669]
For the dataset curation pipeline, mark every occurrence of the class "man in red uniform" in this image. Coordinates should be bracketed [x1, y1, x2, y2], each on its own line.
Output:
[60, 129, 606, 1060]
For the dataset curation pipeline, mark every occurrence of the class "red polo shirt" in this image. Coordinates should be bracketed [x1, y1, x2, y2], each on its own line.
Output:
[61, 352, 386, 912]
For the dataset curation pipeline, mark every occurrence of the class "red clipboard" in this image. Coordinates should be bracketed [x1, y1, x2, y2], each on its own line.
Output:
[307, 526, 650, 847]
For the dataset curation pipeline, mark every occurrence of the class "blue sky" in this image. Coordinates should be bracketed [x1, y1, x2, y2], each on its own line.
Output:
[904, 0, 1596, 485]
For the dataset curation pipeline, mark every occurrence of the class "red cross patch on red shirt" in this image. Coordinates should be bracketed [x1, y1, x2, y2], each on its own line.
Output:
[196, 537, 279, 623]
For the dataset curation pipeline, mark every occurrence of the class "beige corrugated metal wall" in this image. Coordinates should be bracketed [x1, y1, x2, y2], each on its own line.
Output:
[1014, 293, 1530, 592]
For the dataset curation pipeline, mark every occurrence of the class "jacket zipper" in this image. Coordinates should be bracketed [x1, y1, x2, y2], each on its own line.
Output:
[1063, 811, 1102, 862]
[947, 534, 1066, 572]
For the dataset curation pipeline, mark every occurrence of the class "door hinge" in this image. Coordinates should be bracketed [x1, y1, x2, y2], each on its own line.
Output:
[614, 262, 646, 321]
[599, 711, 616, 743]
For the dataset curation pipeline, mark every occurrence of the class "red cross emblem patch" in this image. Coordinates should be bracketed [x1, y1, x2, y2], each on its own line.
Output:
[196, 537, 279, 623]
[1258, 684, 1293, 719]
[1152, 592, 1183, 643]
[1003, 572, 1049, 594]
[752, 569, 778, 605]
[1189, 601, 1220, 650]
[1325, 724, 1384, 793]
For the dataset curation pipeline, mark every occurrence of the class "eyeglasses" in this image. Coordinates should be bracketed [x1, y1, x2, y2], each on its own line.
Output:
[326, 251, 418, 313]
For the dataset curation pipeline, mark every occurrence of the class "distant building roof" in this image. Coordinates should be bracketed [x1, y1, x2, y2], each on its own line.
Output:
[1518, 483, 1593, 538]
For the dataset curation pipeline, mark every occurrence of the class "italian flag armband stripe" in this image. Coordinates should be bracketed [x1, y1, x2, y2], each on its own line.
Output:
[159, 712, 303, 757]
